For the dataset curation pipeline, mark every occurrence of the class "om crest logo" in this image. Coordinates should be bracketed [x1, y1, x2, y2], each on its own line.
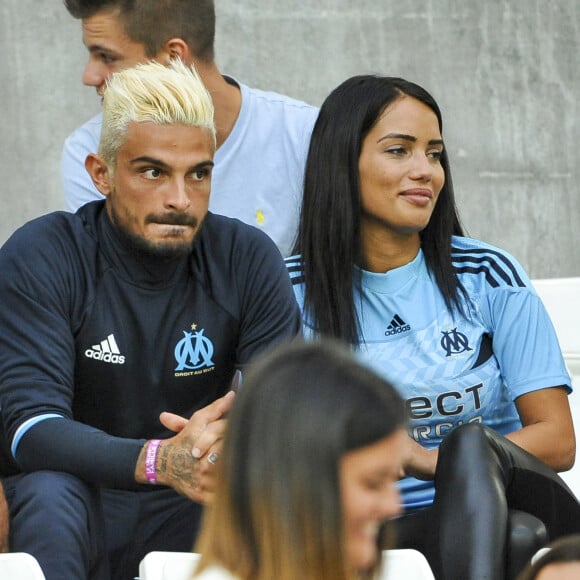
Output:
[440, 328, 472, 357]
[174, 325, 215, 372]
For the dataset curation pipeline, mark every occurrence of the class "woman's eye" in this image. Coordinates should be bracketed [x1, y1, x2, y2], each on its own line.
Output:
[386, 147, 406, 155]
[428, 150, 443, 161]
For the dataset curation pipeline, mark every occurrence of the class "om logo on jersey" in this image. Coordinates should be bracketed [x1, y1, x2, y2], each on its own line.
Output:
[174, 327, 215, 372]
[440, 328, 472, 357]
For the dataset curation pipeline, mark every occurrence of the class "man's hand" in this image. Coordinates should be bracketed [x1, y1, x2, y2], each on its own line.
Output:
[134, 391, 235, 504]
[401, 437, 439, 481]
[0, 481, 9, 552]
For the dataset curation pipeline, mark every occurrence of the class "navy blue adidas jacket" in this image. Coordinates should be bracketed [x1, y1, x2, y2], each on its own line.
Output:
[0, 201, 301, 487]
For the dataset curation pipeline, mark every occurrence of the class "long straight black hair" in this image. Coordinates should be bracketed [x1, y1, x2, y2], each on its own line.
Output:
[293, 75, 465, 345]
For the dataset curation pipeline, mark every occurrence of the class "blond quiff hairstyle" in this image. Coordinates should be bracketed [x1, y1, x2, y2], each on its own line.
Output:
[99, 59, 215, 169]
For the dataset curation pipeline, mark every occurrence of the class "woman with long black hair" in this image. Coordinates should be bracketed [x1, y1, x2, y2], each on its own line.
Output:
[286, 75, 580, 579]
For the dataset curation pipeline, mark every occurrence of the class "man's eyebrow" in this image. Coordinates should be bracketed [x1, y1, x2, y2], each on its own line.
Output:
[85, 43, 119, 55]
[192, 160, 215, 170]
[130, 156, 170, 168]
[377, 133, 444, 146]
[130, 157, 215, 170]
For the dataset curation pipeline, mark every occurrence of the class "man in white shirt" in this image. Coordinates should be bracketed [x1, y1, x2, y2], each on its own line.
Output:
[62, 0, 319, 257]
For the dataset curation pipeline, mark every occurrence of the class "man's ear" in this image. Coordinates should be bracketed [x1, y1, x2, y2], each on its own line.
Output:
[160, 38, 190, 63]
[85, 153, 112, 197]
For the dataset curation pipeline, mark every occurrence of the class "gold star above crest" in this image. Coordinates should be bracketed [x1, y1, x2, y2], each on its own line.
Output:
[191, 323, 198, 330]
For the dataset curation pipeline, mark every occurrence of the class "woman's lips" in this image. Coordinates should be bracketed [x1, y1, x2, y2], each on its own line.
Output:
[400, 188, 433, 206]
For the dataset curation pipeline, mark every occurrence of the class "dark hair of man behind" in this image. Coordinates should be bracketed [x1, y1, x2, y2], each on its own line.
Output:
[63, 0, 215, 60]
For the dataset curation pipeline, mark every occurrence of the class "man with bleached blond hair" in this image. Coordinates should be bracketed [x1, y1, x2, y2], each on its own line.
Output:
[0, 60, 300, 580]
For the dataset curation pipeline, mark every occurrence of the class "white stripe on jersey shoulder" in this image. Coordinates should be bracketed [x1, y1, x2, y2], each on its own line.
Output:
[285, 255, 304, 284]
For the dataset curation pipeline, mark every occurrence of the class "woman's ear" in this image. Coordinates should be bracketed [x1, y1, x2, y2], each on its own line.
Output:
[85, 153, 112, 197]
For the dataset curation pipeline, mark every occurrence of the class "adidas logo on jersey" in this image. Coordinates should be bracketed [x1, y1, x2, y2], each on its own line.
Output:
[85, 334, 126, 364]
[384, 314, 411, 336]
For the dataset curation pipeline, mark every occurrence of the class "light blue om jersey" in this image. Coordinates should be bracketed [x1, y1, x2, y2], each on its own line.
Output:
[286, 236, 571, 510]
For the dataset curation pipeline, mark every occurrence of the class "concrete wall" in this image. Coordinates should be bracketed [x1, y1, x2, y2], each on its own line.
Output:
[1, 1, 578, 277]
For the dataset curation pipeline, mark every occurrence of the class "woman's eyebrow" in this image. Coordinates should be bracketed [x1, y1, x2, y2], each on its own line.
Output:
[377, 133, 444, 146]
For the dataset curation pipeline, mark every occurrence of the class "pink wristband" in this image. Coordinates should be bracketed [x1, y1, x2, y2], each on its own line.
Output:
[145, 439, 161, 485]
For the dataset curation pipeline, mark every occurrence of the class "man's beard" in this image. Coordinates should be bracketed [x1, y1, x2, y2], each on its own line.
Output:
[110, 204, 202, 261]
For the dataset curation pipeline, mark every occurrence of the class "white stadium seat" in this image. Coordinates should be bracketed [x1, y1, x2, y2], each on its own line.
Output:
[138, 551, 200, 580]
[138, 548, 436, 580]
[533, 277, 580, 497]
[379, 548, 435, 579]
[0, 552, 46, 579]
